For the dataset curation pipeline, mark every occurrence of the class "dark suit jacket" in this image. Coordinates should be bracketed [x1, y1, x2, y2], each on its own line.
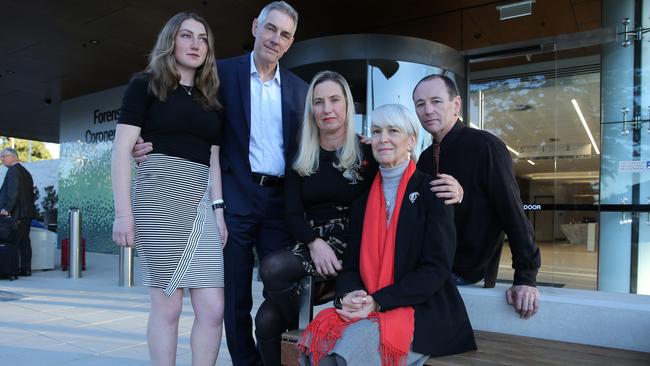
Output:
[337, 169, 476, 357]
[0, 163, 37, 219]
[216, 54, 308, 215]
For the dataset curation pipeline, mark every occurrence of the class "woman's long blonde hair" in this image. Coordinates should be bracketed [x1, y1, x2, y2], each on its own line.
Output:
[293, 71, 361, 176]
[143, 12, 221, 111]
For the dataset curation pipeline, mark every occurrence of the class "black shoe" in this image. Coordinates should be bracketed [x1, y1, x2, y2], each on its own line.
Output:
[19, 270, 31, 277]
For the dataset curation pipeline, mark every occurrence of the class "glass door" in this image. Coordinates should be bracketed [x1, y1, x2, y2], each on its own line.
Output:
[468, 50, 601, 290]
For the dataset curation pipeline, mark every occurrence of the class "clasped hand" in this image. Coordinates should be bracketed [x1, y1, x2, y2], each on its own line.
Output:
[336, 290, 377, 321]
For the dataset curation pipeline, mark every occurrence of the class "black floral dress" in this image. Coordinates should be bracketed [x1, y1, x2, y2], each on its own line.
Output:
[284, 144, 378, 277]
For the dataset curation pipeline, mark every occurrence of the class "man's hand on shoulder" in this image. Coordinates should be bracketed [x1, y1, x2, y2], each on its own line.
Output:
[429, 173, 463, 205]
[132, 137, 152, 164]
[357, 133, 371, 145]
[506, 285, 539, 319]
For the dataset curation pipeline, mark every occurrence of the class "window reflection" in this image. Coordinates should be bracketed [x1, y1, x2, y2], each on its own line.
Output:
[469, 61, 601, 290]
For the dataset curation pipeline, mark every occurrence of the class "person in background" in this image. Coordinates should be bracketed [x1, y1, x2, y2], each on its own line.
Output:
[0, 147, 37, 277]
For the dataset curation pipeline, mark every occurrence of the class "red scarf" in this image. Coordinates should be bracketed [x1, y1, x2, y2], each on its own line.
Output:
[299, 161, 416, 366]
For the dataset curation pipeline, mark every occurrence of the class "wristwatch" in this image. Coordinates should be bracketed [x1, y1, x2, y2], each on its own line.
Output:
[211, 199, 226, 210]
[333, 293, 346, 309]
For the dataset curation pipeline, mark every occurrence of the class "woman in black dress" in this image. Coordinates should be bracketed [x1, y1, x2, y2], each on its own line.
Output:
[254, 71, 377, 365]
[111, 12, 226, 366]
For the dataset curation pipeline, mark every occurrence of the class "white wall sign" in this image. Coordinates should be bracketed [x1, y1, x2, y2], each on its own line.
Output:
[60, 85, 126, 143]
[618, 160, 650, 173]
[518, 143, 592, 159]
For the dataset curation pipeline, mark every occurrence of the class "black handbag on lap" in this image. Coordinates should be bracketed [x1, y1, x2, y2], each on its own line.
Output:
[0, 216, 19, 242]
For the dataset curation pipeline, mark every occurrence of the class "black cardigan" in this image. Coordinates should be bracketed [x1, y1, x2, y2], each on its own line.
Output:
[336, 169, 477, 357]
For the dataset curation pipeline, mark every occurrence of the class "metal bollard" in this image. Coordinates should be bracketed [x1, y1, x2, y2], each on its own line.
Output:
[119, 246, 134, 287]
[68, 208, 82, 279]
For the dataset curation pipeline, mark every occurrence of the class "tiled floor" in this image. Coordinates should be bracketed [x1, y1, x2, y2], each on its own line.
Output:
[0, 240, 603, 365]
[0, 252, 265, 365]
[497, 241, 598, 290]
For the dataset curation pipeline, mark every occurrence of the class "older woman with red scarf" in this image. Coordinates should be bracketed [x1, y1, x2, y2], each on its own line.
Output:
[299, 104, 476, 366]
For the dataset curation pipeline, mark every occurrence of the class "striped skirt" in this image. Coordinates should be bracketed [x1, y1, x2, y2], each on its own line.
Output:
[131, 153, 224, 295]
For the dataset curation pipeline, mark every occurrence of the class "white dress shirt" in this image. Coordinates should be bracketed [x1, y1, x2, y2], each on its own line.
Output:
[249, 53, 285, 176]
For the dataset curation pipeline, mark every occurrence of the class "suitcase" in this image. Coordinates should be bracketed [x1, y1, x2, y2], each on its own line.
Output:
[61, 238, 86, 271]
[0, 242, 19, 280]
[0, 216, 18, 242]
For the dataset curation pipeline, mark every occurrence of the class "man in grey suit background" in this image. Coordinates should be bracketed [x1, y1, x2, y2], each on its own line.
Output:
[0, 147, 37, 276]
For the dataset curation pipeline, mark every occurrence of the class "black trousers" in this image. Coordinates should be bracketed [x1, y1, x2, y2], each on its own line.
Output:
[223, 185, 294, 366]
[15, 219, 31, 272]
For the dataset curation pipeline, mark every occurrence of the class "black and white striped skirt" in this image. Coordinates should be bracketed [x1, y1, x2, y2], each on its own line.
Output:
[131, 153, 224, 295]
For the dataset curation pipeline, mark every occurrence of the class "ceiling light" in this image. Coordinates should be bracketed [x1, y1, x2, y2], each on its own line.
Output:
[497, 1, 535, 21]
[571, 99, 600, 155]
[527, 159, 536, 165]
[507, 145, 520, 156]
[89, 39, 100, 45]
[527, 171, 599, 181]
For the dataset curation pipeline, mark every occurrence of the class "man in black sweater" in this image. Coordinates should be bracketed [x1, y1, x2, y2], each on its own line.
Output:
[412, 75, 541, 319]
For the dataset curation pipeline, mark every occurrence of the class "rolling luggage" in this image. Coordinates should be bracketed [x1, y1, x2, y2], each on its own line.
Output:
[0, 242, 19, 280]
[0, 216, 18, 242]
[61, 238, 86, 271]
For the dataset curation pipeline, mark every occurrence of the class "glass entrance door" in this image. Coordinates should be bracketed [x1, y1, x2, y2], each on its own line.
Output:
[468, 52, 601, 290]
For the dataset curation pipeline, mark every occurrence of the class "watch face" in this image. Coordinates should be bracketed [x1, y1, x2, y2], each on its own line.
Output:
[334, 295, 343, 309]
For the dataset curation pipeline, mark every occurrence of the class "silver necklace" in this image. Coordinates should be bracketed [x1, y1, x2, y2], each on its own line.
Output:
[180, 84, 193, 95]
[386, 200, 392, 224]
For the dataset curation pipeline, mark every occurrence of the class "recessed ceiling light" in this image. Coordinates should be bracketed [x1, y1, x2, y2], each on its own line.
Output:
[571, 99, 600, 155]
[506, 145, 521, 156]
[497, 1, 535, 21]
[89, 39, 100, 45]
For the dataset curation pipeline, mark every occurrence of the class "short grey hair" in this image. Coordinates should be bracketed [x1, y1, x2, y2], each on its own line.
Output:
[0, 148, 18, 158]
[371, 104, 420, 160]
[257, 1, 298, 34]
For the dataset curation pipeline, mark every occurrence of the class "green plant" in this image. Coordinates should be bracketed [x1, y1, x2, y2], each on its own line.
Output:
[41, 185, 58, 224]
[33, 185, 43, 221]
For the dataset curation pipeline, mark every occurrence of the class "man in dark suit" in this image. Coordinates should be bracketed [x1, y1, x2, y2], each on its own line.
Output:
[0, 147, 37, 276]
[216, 2, 307, 364]
[133, 2, 308, 364]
